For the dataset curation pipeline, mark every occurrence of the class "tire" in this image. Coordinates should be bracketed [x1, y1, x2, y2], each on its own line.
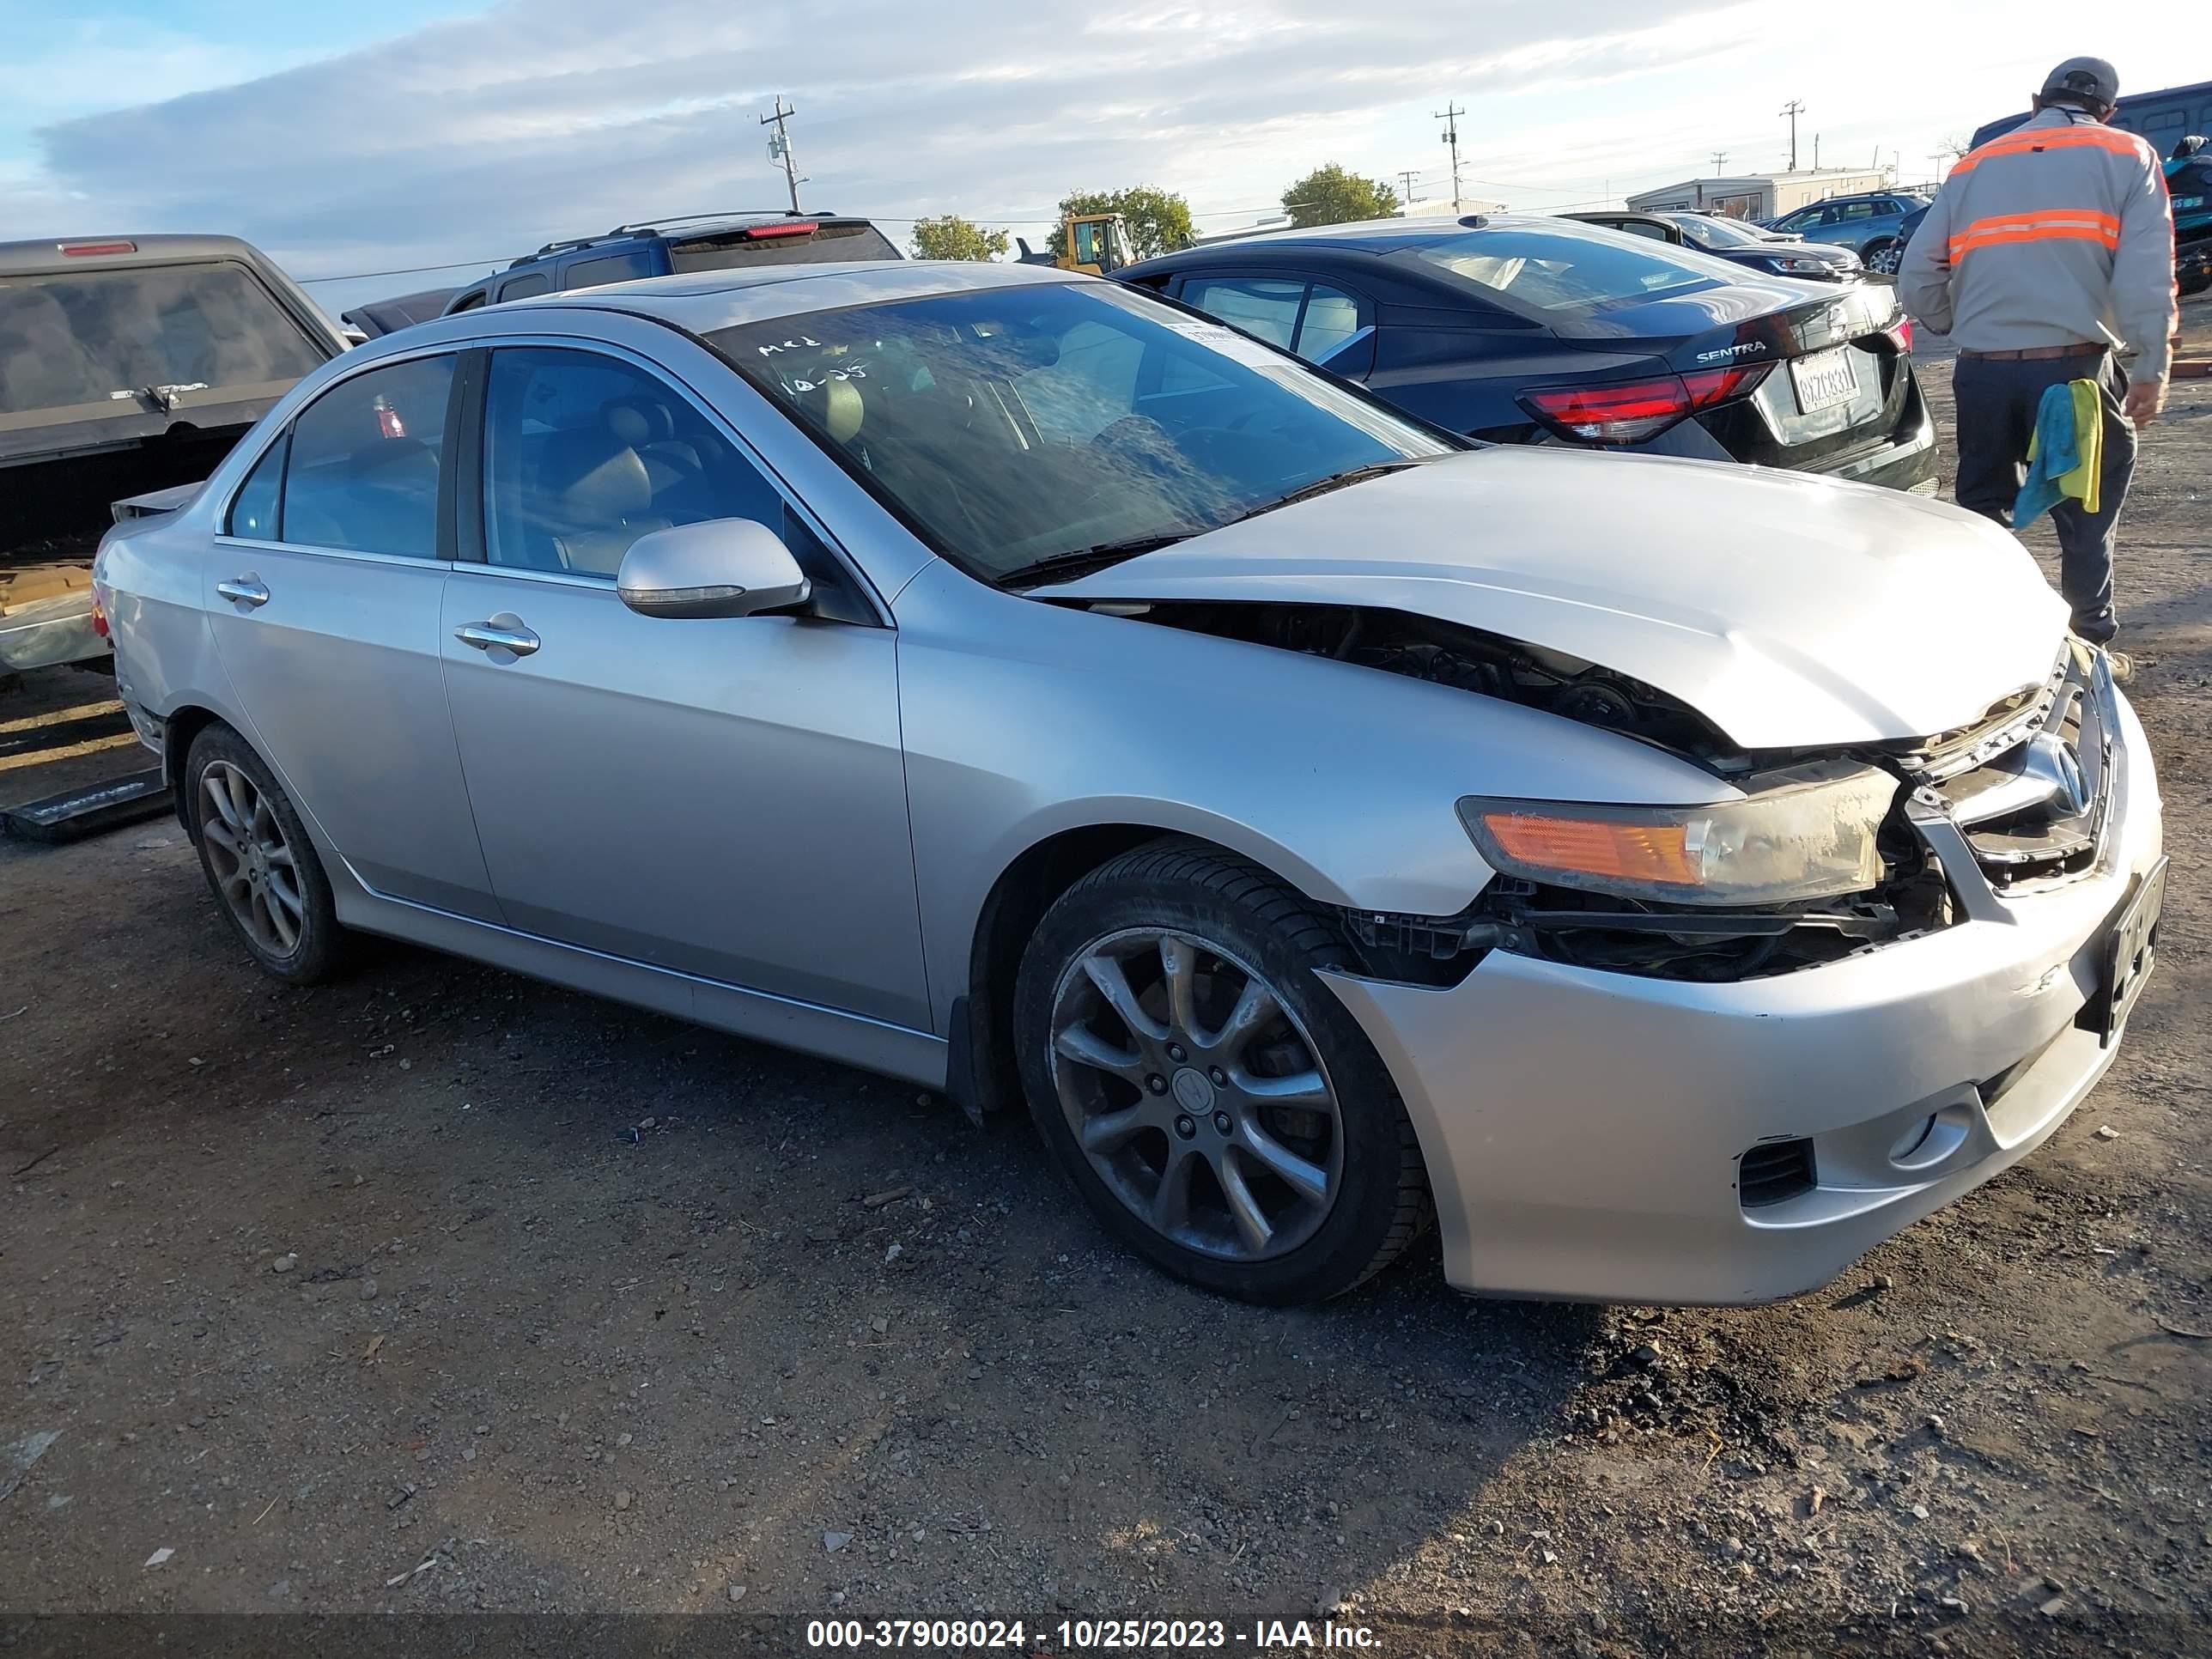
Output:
[1864, 240, 1902, 276]
[185, 723, 346, 985]
[1012, 838, 1431, 1304]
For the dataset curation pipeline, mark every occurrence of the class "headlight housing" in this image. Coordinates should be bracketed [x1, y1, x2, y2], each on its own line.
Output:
[1767, 255, 1832, 274]
[1459, 761, 1899, 908]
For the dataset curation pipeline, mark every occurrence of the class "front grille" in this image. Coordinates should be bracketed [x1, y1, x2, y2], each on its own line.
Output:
[1739, 1138, 1817, 1208]
[1898, 647, 2111, 893]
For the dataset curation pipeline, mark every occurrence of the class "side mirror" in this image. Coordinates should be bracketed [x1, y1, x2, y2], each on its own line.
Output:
[615, 518, 811, 619]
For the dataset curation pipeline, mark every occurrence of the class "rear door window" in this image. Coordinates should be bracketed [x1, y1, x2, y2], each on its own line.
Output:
[280, 355, 455, 557]
[0, 262, 329, 416]
[1181, 277, 1303, 349]
[1293, 285, 1364, 363]
[1410, 222, 1719, 312]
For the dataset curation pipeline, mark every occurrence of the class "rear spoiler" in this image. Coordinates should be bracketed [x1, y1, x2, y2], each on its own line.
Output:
[112, 481, 205, 524]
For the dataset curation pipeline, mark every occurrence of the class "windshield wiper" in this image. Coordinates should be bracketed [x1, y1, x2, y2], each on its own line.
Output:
[995, 533, 1200, 590]
[1230, 458, 1437, 522]
[994, 458, 1440, 590]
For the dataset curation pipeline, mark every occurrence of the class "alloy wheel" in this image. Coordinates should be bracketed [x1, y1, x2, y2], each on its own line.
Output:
[1047, 927, 1345, 1262]
[198, 760, 307, 958]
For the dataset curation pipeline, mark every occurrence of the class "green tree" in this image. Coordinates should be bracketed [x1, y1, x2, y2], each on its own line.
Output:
[911, 215, 1011, 261]
[1281, 163, 1401, 228]
[1047, 185, 1194, 260]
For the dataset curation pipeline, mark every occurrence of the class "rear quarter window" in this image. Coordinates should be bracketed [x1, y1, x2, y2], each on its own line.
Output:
[1410, 224, 1720, 313]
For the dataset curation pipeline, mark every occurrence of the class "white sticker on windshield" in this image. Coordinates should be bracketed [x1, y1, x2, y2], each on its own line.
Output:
[1164, 320, 1285, 367]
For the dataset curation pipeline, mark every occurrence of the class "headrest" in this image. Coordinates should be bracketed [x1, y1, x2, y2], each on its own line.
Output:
[605, 398, 675, 447]
[540, 428, 652, 525]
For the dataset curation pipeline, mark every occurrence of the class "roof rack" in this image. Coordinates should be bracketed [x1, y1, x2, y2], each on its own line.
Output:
[609, 210, 829, 234]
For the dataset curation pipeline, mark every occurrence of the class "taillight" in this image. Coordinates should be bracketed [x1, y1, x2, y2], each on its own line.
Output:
[89, 579, 112, 639]
[1522, 365, 1770, 443]
[1889, 317, 1915, 351]
[743, 221, 820, 239]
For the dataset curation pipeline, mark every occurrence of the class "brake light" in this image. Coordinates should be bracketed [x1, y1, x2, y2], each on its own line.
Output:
[743, 221, 820, 239]
[89, 579, 112, 639]
[1890, 317, 1915, 351]
[1522, 364, 1769, 442]
[60, 240, 137, 257]
[1680, 364, 1771, 405]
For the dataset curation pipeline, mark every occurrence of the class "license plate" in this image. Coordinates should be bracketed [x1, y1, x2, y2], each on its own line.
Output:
[1789, 346, 1861, 414]
[2084, 857, 2166, 1045]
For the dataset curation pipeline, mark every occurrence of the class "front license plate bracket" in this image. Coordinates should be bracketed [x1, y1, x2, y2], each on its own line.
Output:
[2082, 857, 2166, 1045]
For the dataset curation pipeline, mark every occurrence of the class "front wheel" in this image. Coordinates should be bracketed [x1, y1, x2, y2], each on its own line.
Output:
[1864, 239, 1902, 276]
[185, 724, 347, 984]
[1013, 840, 1431, 1304]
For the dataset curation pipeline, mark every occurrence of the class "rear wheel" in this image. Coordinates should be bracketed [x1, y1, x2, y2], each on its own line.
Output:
[1865, 239, 1902, 276]
[1013, 840, 1431, 1304]
[186, 724, 345, 984]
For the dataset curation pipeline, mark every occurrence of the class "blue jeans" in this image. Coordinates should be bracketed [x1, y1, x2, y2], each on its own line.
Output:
[1951, 349, 2136, 645]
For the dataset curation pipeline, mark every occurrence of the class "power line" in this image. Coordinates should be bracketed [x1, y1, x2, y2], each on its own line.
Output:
[291, 203, 1310, 285]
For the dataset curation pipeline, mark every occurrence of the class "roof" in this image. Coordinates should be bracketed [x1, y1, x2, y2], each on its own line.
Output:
[0, 232, 280, 274]
[374, 258, 1087, 349]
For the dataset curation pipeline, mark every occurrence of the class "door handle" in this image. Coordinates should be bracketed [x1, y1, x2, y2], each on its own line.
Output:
[216, 575, 270, 608]
[454, 618, 541, 658]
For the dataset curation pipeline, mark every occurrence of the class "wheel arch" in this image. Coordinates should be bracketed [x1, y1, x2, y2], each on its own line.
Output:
[956, 821, 1332, 1124]
[161, 702, 227, 837]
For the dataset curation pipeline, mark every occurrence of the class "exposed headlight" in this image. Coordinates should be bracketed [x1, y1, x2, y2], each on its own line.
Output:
[1458, 761, 1899, 907]
[1767, 256, 1833, 274]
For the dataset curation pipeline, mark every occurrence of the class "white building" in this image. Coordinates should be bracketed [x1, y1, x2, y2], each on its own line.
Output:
[1625, 167, 1889, 222]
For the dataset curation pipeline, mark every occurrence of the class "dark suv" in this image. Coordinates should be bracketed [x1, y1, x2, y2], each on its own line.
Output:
[442, 213, 902, 313]
[1765, 192, 1930, 265]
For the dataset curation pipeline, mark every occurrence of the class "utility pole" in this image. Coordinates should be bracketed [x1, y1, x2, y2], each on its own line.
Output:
[1435, 103, 1465, 213]
[1710, 149, 1729, 176]
[760, 97, 804, 213]
[1780, 99, 1805, 172]
[1813, 132, 1820, 170]
[1397, 168, 1421, 213]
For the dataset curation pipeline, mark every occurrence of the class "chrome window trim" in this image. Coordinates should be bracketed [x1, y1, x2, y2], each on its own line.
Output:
[1312, 323, 1377, 368]
[210, 534, 455, 571]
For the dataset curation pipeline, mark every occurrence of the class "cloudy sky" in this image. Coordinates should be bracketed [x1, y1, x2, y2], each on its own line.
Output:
[2, 1, 2183, 316]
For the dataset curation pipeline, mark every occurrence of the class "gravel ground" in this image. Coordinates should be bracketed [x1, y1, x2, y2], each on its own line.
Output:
[2, 298, 2208, 1656]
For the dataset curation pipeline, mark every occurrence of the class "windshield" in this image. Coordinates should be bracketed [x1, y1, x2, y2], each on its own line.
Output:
[710, 283, 1450, 580]
[1673, 214, 1771, 250]
[0, 262, 329, 416]
[1411, 222, 1721, 313]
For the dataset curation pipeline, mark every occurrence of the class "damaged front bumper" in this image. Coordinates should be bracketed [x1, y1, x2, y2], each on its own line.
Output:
[1321, 662, 2163, 1305]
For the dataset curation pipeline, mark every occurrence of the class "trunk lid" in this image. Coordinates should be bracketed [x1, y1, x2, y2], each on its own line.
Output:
[1034, 447, 2066, 751]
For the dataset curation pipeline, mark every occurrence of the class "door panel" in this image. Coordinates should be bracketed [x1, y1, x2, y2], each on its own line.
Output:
[204, 354, 498, 918]
[440, 574, 928, 1027]
[439, 342, 928, 1030]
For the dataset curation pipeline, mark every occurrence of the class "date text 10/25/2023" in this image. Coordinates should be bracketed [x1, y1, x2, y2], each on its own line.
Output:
[804, 1618, 1383, 1650]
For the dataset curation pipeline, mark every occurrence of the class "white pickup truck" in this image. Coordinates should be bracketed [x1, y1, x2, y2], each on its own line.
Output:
[2, 234, 348, 678]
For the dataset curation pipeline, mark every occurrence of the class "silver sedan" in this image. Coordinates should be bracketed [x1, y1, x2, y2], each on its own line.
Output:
[94, 260, 2164, 1306]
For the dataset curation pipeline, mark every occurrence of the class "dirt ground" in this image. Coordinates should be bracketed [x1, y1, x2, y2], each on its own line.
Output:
[3, 300, 2209, 1657]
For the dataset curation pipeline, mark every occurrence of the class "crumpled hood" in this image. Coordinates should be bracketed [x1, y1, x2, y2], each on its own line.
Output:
[1038, 447, 2067, 750]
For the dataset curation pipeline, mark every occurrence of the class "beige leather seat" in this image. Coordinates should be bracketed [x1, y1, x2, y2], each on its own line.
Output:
[533, 428, 669, 575]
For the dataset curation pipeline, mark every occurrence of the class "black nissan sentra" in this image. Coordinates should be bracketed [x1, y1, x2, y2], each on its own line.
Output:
[1117, 213, 1936, 492]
